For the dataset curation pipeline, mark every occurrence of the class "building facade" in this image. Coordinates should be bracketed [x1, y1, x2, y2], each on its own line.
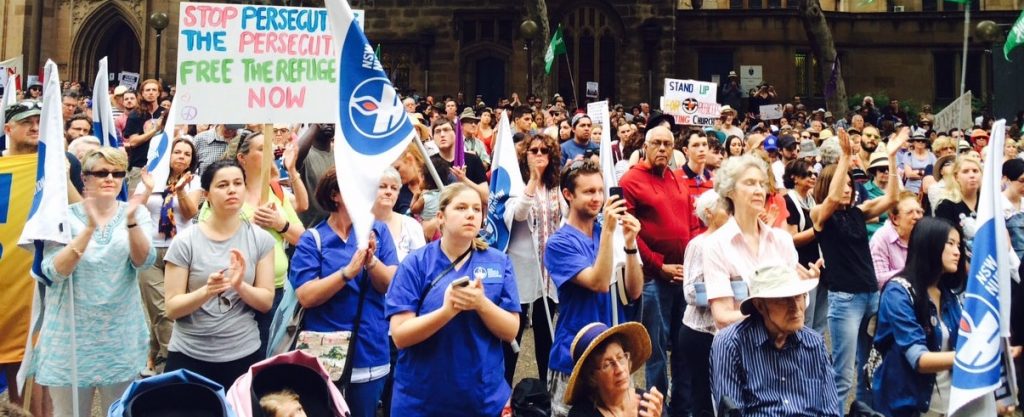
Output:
[1, 0, 1021, 113]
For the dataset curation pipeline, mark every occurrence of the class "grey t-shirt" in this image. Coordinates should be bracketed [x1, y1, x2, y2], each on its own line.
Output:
[164, 221, 275, 362]
[298, 146, 334, 227]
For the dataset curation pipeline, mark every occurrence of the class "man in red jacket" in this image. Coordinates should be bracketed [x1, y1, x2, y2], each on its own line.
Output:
[618, 125, 693, 414]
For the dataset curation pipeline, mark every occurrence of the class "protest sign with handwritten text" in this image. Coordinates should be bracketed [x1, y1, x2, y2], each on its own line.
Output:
[175, 3, 362, 124]
[661, 78, 720, 127]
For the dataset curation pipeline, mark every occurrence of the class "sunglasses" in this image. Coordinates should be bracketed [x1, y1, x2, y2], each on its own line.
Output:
[84, 170, 127, 179]
[528, 147, 549, 155]
[6, 101, 43, 118]
[864, 133, 881, 139]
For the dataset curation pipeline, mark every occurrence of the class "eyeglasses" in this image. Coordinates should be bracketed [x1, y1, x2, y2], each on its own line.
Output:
[273, 128, 289, 134]
[647, 140, 674, 149]
[528, 147, 549, 155]
[84, 170, 127, 179]
[599, 352, 632, 373]
[864, 133, 881, 139]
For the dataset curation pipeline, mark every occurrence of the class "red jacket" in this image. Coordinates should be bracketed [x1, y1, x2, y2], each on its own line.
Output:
[619, 161, 692, 279]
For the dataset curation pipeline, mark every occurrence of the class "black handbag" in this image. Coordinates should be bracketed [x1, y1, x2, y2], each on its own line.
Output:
[511, 378, 550, 417]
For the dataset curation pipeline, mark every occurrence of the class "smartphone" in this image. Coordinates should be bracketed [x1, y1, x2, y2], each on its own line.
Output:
[451, 277, 471, 288]
[609, 186, 623, 201]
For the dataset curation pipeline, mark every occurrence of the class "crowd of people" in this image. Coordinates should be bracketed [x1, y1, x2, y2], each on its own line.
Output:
[3, 74, 1024, 417]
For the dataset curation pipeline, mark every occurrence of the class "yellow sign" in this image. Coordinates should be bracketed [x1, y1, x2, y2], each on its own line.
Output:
[0, 153, 39, 363]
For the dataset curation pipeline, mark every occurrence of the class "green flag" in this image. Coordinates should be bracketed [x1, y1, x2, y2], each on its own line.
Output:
[375, 43, 382, 59]
[944, 0, 969, 4]
[1007, 10, 1024, 61]
[544, 26, 566, 75]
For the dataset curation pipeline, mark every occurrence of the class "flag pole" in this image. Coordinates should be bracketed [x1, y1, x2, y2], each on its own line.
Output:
[960, 4, 970, 97]
[563, 53, 579, 109]
[259, 123, 274, 204]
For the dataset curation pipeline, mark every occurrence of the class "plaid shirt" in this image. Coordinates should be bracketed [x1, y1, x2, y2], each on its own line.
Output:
[194, 129, 246, 176]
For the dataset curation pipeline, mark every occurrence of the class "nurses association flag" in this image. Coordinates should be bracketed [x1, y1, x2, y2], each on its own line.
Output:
[325, 0, 416, 249]
[482, 112, 524, 251]
[92, 57, 120, 148]
[949, 119, 1014, 416]
[143, 98, 178, 194]
[17, 59, 71, 285]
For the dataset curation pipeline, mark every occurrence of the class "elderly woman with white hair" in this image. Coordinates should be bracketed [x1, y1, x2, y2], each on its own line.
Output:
[678, 189, 730, 417]
[373, 167, 426, 262]
[702, 154, 816, 331]
[67, 135, 101, 162]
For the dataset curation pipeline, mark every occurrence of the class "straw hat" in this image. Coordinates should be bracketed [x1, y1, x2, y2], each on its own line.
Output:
[720, 105, 738, 116]
[738, 266, 819, 315]
[867, 150, 888, 171]
[564, 322, 651, 405]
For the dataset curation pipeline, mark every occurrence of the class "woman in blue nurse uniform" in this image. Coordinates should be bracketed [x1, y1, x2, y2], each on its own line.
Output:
[386, 183, 521, 416]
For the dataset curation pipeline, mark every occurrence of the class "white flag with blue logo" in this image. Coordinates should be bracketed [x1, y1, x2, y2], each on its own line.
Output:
[1, 73, 17, 150]
[482, 112, 524, 251]
[326, 0, 416, 248]
[18, 60, 70, 285]
[142, 98, 177, 194]
[92, 57, 120, 148]
[591, 101, 626, 273]
[949, 119, 1013, 416]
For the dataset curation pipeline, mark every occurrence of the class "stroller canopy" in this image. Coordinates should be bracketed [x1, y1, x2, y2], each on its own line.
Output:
[227, 350, 349, 417]
[108, 369, 235, 417]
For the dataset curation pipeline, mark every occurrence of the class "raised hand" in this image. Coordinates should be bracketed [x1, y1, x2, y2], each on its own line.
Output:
[602, 194, 628, 231]
[887, 127, 910, 156]
[838, 128, 853, 156]
[173, 172, 193, 193]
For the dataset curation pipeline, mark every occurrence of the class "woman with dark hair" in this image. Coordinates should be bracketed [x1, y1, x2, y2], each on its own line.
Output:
[163, 159, 276, 389]
[479, 108, 496, 153]
[812, 127, 907, 408]
[558, 119, 573, 143]
[725, 135, 744, 159]
[782, 159, 825, 333]
[139, 137, 202, 374]
[501, 133, 566, 385]
[289, 167, 399, 417]
[872, 217, 966, 417]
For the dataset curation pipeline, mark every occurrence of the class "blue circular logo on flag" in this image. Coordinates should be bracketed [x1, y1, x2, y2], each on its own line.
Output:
[482, 167, 511, 249]
[954, 292, 1002, 385]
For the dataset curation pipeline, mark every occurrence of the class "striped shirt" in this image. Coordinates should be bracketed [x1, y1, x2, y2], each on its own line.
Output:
[710, 315, 841, 417]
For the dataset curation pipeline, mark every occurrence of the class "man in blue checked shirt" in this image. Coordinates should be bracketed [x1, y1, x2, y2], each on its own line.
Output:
[710, 265, 841, 417]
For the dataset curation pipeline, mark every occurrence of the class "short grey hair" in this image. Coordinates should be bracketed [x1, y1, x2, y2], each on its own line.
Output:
[694, 189, 722, 226]
[818, 140, 841, 165]
[380, 167, 401, 185]
[713, 153, 768, 214]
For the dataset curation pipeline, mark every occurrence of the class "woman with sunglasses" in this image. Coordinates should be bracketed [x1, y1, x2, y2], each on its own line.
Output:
[921, 155, 957, 216]
[290, 167, 399, 417]
[386, 183, 520, 417]
[163, 159, 276, 389]
[500, 133, 566, 386]
[812, 127, 907, 408]
[138, 137, 202, 375]
[898, 132, 936, 194]
[37, 147, 155, 417]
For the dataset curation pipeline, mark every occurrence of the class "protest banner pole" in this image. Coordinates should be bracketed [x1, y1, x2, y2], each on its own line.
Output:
[413, 136, 446, 191]
[259, 123, 274, 204]
[564, 54, 579, 108]
[960, 5, 970, 96]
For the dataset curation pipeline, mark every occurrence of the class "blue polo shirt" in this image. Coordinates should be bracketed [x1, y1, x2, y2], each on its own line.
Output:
[545, 222, 627, 374]
[385, 241, 521, 416]
[561, 138, 600, 166]
[288, 220, 398, 369]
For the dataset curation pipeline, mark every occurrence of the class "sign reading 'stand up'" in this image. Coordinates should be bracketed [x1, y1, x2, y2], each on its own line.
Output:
[660, 78, 720, 127]
[174, 3, 363, 124]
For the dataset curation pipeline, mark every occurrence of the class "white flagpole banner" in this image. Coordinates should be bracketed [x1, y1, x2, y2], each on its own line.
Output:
[92, 57, 121, 148]
[18, 59, 71, 284]
[325, 0, 416, 249]
[143, 99, 179, 194]
[949, 119, 1010, 416]
[482, 112, 524, 251]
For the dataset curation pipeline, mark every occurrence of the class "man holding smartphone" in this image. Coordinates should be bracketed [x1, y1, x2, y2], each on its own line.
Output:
[618, 125, 695, 415]
[544, 160, 644, 417]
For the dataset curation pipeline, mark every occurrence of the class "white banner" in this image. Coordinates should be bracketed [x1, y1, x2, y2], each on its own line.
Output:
[118, 71, 140, 91]
[174, 2, 367, 124]
[586, 100, 611, 145]
[935, 91, 974, 134]
[661, 78, 720, 127]
[760, 104, 784, 120]
[0, 56, 24, 90]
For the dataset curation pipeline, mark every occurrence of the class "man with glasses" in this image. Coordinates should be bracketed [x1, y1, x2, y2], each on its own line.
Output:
[429, 119, 488, 202]
[0, 101, 84, 415]
[459, 108, 490, 169]
[545, 160, 644, 417]
[61, 91, 81, 122]
[621, 126, 698, 415]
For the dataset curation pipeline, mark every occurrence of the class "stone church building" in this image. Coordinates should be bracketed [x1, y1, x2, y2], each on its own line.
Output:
[1, 0, 1022, 112]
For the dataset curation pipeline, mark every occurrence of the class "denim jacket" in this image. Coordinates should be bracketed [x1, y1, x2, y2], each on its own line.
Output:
[872, 278, 961, 416]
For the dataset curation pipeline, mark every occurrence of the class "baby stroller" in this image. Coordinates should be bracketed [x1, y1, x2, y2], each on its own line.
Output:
[227, 350, 349, 417]
[108, 369, 234, 417]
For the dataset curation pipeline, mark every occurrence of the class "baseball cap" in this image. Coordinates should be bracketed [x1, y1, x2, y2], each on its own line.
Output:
[114, 86, 129, 96]
[5, 101, 42, 123]
[763, 135, 779, 152]
[778, 134, 797, 150]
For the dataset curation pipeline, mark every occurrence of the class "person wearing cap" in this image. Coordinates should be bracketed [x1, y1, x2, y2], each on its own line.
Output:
[194, 124, 247, 176]
[458, 107, 491, 168]
[26, 83, 42, 99]
[563, 322, 663, 417]
[811, 127, 907, 408]
[112, 85, 129, 119]
[715, 105, 744, 141]
[720, 70, 743, 113]
[544, 160, 644, 417]
[970, 128, 990, 154]
[898, 131, 936, 194]
[771, 135, 799, 188]
[560, 114, 599, 166]
[863, 149, 896, 240]
[870, 217, 968, 417]
[619, 125, 694, 405]
[710, 265, 841, 417]
[749, 82, 776, 117]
